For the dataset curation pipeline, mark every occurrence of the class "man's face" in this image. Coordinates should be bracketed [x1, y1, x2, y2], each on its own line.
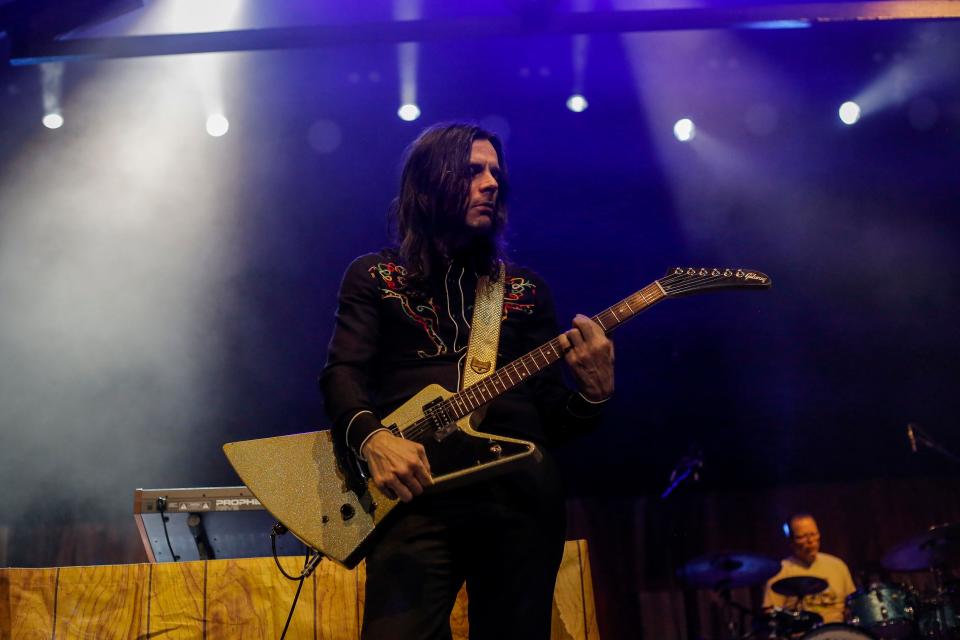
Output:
[464, 139, 500, 233]
[790, 516, 821, 564]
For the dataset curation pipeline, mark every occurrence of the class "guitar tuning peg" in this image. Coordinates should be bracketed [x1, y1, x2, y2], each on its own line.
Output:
[736, 269, 745, 278]
[686, 268, 696, 275]
[698, 268, 708, 276]
[724, 269, 732, 277]
[711, 269, 720, 277]
[674, 267, 684, 275]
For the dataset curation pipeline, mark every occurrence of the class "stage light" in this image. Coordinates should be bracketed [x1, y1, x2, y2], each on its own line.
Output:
[42, 113, 64, 129]
[398, 103, 421, 122]
[206, 114, 229, 137]
[838, 101, 861, 125]
[566, 94, 588, 113]
[673, 118, 696, 142]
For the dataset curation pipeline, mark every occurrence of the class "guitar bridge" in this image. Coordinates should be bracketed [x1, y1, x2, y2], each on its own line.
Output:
[433, 421, 458, 442]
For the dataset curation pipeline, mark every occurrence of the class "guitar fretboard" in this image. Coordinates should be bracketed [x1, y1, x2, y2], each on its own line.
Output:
[438, 280, 667, 421]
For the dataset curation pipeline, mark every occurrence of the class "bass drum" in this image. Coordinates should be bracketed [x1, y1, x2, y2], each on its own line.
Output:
[802, 623, 878, 639]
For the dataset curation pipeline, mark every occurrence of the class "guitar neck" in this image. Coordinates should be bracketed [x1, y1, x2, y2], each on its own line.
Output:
[441, 280, 667, 420]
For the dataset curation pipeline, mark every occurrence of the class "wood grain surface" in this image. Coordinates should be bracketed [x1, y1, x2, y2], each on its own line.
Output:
[1, 540, 597, 640]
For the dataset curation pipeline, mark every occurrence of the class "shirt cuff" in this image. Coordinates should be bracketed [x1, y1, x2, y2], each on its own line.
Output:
[345, 410, 384, 456]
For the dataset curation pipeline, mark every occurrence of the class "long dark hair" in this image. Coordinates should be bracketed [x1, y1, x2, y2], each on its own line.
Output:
[389, 122, 509, 283]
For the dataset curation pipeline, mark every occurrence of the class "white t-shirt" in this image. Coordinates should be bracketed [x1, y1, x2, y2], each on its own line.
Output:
[762, 552, 856, 623]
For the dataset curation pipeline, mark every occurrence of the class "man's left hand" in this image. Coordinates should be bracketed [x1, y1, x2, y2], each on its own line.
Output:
[558, 314, 614, 401]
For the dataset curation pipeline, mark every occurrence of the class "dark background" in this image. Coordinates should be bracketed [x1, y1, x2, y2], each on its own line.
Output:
[1, 2, 958, 637]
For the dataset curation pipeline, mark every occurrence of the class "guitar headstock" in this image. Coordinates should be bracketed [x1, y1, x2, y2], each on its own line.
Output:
[658, 267, 772, 298]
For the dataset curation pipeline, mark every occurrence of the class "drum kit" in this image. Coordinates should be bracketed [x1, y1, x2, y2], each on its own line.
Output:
[679, 523, 960, 640]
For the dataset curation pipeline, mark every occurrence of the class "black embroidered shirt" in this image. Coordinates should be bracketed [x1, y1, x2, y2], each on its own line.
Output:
[320, 250, 604, 456]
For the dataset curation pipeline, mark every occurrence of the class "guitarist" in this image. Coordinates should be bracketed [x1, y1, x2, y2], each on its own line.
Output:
[320, 122, 615, 639]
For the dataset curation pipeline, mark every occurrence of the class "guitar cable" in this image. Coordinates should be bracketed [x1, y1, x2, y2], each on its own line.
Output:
[271, 522, 324, 640]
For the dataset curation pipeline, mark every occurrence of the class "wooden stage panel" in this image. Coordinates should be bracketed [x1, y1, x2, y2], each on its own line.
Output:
[0, 566, 57, 640]
[0, 539, 598, 640]
[149, 560, 206, 639]
[55, 563, 148, 640]
[314, 553, 361, 640]
[552, 539, 600, 640]
[206, 556, 315, 639]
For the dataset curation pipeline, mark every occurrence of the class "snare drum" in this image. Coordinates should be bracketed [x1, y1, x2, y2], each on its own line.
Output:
[801, 623, 877, 639]
[846, 584, 915, 639]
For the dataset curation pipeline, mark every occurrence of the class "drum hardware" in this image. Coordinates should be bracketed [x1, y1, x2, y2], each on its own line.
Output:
[915, 587, 960, 639]
[755, 608, 823, 639]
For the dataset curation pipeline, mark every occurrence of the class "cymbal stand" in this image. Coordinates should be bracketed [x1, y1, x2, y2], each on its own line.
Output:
[715, 584, 754, 640]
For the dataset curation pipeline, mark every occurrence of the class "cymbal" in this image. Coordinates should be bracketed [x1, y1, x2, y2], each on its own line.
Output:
[679, 551, 780, 590]
[882, 522, 960, 572]
[771, 576, 829, 597]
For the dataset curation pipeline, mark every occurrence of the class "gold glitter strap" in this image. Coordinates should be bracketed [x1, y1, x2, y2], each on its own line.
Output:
[462, 264, 505, 391]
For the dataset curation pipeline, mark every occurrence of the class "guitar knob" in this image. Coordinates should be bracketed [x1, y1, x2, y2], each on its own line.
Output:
[340, 504, 355, 521]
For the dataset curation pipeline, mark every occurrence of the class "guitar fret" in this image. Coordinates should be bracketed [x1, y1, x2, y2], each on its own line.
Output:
[419, 279, 678, 436]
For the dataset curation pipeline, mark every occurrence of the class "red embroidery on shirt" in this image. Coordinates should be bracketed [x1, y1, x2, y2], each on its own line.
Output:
[503, 276, 536, 319]
[369, 262, 446, 358]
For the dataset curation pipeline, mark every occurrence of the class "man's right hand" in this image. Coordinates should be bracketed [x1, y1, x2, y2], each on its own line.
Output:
[361, 431, 433, 502]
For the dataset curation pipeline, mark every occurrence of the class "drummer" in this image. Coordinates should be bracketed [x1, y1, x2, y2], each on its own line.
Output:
[762, 513, 856, 623]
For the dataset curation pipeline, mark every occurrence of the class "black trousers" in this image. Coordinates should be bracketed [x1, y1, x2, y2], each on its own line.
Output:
[360, 453, 566, 640]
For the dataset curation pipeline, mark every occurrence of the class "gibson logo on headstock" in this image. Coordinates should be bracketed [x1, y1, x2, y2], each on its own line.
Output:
[744, 272, 768, 284]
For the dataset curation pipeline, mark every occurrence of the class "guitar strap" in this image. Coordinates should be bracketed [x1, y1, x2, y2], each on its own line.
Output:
[462, 264, 506, 424]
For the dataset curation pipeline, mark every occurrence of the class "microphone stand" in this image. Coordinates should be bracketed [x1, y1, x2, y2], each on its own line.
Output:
[908, 423, 960, 466]
[661, 454, 703, 499]
[661, 450, 704, 639]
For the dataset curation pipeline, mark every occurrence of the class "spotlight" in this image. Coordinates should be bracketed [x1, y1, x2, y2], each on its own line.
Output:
[42, 113, 64, 129]
[838, 101, 861, 125]
[673, 118, 696, 142]
[206, 114, 229, 137]
[397, 103, 421, 122]
[566, 94, 588, 113]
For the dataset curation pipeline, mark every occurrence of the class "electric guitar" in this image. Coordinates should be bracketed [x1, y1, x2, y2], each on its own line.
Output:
[223, 267, 771, 567]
